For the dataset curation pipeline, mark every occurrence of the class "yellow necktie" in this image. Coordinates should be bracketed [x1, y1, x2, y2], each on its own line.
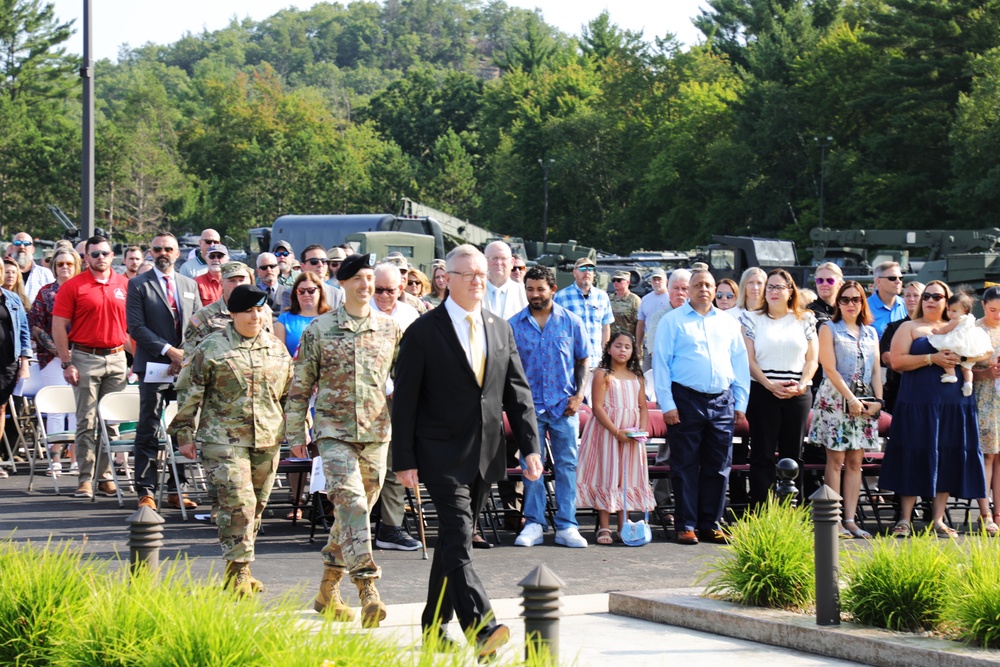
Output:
[467, 314, 485, 386]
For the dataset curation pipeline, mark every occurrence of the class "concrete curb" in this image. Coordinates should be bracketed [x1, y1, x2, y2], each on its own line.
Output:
[610, 588, 1000, 667]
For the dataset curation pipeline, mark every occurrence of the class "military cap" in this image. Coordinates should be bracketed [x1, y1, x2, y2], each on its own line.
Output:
[649, 268, 667, 279]
[613, 270, 631, 280]
[337, 253, 376, 281]
[228, 284, 268, 313]
[221, 261, 253, 281]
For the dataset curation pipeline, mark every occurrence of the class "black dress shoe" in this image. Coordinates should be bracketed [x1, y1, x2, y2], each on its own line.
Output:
[422, 627, 460, 651]
[472, 534, 494, 549]
[476, 624, 510, 660]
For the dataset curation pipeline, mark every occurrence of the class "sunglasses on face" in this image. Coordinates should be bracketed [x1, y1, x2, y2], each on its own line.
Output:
[612, 278, 627, 283]
[511, 266, 526, 272]
[374, 286, 398, 295]
[881, 275, 901, 282]
[407, 279, 421, 286]
[304, 258, 325, 266]
[208, 253, 226, 260]
[258, 264, 277, 270]
[11, 240, 32, 247]
[274, 251, 291, 257]
[151, 246, 175, 253]
[55, 261, 74, 268]
[202, 239, 221, 245]
[815, 277, 838, 285]
[328, 261, 342, 267]
[89, 250, 111, 258]
[296, 287, 318, 295]
[922, 292, 946, 302]
[838, 296, 863, 305]
[716, 293, 735, 299]
[577, 266, 595, 273]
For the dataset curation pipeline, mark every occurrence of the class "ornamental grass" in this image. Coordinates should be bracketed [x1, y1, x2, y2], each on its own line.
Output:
[941, 535, 1000, 647]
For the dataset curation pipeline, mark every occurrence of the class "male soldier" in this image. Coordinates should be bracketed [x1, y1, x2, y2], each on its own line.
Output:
[609, 270, 641, 337]
[285, 252, 402, 628]
[184, 262, 272, 355]
[171, 285, 294, 597]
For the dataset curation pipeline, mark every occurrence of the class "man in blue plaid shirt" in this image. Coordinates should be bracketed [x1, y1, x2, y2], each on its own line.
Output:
[553, 257, 613, 401]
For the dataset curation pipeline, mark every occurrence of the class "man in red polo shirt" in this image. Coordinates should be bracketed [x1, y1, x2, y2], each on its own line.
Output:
[52, 235, 133, 500]
[195, 243, 228, 306]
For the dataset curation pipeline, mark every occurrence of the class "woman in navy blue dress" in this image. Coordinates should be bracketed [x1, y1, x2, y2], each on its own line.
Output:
[881, 280, 987, 537]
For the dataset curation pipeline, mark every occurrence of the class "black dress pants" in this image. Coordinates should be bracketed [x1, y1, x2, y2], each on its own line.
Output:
[746, 382, 811, 507]
[135, 382, 184, 496]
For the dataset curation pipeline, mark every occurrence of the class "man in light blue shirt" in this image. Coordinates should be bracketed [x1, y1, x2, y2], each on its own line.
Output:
[653, 270, 750, 545]
[867, 261, 907, 337]
[510, 266, 590, 549]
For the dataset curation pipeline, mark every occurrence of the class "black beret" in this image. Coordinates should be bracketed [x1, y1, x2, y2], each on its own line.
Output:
[336, 252, 376, 281]
[228, 285, 267, 313]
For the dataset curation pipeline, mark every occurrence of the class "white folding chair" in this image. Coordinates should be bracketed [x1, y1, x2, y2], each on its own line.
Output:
[28, 386, 76, 494]
[156, 401, 207, 521]
[97, 391, 141, 507]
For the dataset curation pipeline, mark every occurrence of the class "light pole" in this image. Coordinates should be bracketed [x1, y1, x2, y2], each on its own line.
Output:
[81, 0, 95, 238]
[538, 158, 554, 247]
[815, 136, 833, 229]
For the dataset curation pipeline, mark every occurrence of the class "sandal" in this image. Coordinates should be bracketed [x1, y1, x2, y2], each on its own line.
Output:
[596, 528, 613, 545]
[286, 508, 303, 521]
[844, 522, 872, 540]
[837, 524, 853, 539]
[892, 520, 911, 538]
[934, 522, 958, 539]
[979, 515, 999, 537]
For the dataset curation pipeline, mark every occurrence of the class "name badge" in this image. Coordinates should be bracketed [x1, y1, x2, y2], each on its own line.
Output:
[183, 291, 196, 299]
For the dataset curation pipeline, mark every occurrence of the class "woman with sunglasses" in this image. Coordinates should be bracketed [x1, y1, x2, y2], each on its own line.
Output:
[714, 278, 739, 314]
[740, 269, 818, 507]
[881, 280, 986, 538]
[275, 272, 331, 358]
[808, 281, 882, 538]
[405, 268, 431, 300]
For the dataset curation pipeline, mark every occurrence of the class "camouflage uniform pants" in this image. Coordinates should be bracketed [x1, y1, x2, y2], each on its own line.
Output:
[318, 437, 388, 579]
[201, 443, 280, 563]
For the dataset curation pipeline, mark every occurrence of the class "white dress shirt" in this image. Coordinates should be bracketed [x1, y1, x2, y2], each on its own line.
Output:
[444, 296, 486, 371]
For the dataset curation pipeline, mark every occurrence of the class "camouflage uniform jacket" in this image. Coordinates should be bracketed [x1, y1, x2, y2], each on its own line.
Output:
[183, 297, 273, 356]
[170, 323, 293, 449]
[610, 292, 641, 336]
[401, 291, 429, 314]
[285, 307, 401, 447]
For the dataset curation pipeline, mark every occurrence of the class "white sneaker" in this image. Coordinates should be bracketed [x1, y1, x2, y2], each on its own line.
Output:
[46, 462, 62, 477]
[963, 382, 974, 397]
[555, 527, 588, 548]
[514, 522, 544, 547]
[68, 462, 79, 475]
[941, 374, 958, 383]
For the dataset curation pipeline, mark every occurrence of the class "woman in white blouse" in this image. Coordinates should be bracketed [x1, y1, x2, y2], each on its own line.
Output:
[740, 269, 819, 507]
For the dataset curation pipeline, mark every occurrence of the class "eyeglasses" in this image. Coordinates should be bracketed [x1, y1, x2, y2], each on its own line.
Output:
[257, 264, 277, 270]
[880, 275, 901, 282]
[296, 287, 318, 295]
[838, 296, 863, 305]
[716, 293, 735, 300]
[55, 261, 74, 268]
[407, 279, 421, 286]
[612, 278, 627, 283]
[815, 277, 838, 285]
[274, 251, 291, 257]
[327, 261, 342, 267]
[89, 250, 111, 258]
[304, 258, 325, 266]
[11, 240, 32, 247]
[202, 238, 221, 245]
[511, 266, 526, 272]
[151, 246, 175, 253]
[208, 253, 227, 260]
[576, 266, 596, 272]
[922, 293, 946, 302]
[374, 286, 398, 295]
[447, 271, 488, 283]
[765, 284, 790, 292]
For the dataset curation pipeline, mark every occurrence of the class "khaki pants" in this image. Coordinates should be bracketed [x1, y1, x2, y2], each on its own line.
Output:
[71, 349, 127, 484]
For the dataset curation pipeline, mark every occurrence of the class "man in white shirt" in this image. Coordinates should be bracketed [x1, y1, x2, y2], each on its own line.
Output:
[484, 240, 527, 320]
[8, 232, 54, 304]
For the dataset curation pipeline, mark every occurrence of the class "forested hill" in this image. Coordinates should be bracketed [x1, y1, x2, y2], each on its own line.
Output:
[3, 0, 1000, 253]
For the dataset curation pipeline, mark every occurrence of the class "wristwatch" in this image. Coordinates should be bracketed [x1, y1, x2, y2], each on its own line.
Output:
[61, 361, 73, 369]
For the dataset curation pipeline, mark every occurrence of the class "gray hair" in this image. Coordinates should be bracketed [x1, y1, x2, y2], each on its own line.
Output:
[256, 252, 277, 267]
[668, 268, 691, 287]
[446, 244, 485, 273]
[874, 261, 900, 279]
[374, 263, 401, 285]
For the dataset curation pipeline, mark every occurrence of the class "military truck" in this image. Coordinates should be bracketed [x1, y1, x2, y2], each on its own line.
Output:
[696, 235, 814, 287]
[343, 231, 436, 275]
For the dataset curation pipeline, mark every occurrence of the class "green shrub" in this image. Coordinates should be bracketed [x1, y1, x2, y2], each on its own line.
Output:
[842, 529, 957, 632]
[0, 539, 97, 666]
[698, 498, 815, 610]
[941, 537, 1000, 647]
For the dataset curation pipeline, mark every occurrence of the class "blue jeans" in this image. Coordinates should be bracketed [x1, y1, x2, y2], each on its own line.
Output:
[522, 411, 580, 531]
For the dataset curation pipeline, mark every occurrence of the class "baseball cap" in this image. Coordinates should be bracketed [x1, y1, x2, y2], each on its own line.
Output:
[574, 257, 596, 269]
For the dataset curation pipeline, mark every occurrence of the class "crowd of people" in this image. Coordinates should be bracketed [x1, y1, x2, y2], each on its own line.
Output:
[7, 227, 1000, 654]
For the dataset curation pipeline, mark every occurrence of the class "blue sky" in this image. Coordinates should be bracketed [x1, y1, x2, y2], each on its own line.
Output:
[50, 0, 709, 62]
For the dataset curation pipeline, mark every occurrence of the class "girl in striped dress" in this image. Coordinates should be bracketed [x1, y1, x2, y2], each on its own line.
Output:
[577, 332, 654, 545]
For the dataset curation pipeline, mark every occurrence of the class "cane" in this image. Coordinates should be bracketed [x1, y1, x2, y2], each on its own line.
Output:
[413, 484, 429, 560]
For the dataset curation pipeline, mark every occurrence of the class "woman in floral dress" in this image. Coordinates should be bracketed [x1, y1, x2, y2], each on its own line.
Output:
[808, 280, 883, 539]
[972, 285, 1000, 535]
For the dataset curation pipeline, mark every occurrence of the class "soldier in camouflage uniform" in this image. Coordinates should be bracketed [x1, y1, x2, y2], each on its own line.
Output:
[183, 261, 273, 356]
[170, 285, 293, 598]
[285, 252, 402, 628]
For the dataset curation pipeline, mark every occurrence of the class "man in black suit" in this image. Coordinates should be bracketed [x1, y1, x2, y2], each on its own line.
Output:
[255, 251, 287, 315]
[393, 244, 543, 659]
[127, 232, 200, 511]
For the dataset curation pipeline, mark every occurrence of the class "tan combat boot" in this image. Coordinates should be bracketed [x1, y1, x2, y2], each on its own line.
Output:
[354, 577, 387, 628]
[224, 561, 254, 598]
[247, 566, 265, 594]
[313, 566, 355, 621]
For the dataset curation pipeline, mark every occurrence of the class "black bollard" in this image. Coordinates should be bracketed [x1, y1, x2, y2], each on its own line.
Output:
[775, 458, 800, 506]
[519, 564, 565, 662]
[127, 504, 165, 576]
[809, 484, 843, 626]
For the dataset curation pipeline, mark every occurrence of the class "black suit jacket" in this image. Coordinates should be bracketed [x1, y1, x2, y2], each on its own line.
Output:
[391, 302, 540, 485]
[127, 270, 199, 374]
